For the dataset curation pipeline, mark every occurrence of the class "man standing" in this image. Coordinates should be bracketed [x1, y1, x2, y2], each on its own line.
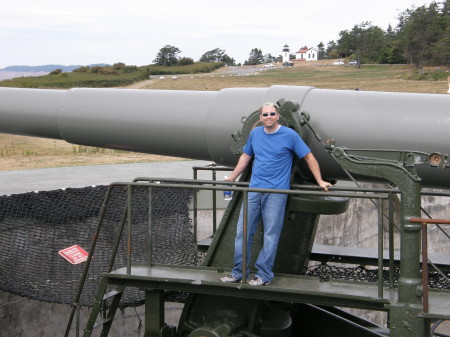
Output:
[220, 102, 331, 286]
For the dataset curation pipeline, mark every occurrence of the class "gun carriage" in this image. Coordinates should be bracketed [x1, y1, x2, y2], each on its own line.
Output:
[1, 85, 450, 337]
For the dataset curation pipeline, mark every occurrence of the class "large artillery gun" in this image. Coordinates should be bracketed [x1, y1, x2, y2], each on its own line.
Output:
[1, 85, 450, 337]
[1, 85, 449, 187]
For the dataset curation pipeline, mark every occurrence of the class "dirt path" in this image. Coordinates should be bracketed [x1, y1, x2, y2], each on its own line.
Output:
[123, 79, 158, 89]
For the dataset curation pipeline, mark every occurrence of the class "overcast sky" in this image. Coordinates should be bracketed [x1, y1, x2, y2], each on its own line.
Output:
[0, 0, 435, 68]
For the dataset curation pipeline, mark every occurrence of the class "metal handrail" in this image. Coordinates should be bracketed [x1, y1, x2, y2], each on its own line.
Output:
[65, 177, 450, 336]
[125, 178, 450, 292]
[409, 218, 450, 313]
[119, 178, 390, 292]
[134, 176, 450, 197]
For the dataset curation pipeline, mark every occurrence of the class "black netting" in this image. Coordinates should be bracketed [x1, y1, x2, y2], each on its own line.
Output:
[4, 185, 449, 309]
[307, 264, 450, 289]
[0, 185, 198, 307]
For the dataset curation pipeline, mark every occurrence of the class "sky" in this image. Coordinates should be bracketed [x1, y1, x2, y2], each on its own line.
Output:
[0, 0, 436, 69]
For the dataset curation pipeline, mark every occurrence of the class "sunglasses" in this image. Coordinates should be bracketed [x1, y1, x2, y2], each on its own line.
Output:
[261, 112, 277, 117]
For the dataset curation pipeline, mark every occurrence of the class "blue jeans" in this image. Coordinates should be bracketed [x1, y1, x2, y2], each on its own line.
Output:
[231, 192, 288, 283]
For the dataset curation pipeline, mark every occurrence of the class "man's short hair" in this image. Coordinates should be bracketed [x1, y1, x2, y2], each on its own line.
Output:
[259, 102, 279, 114]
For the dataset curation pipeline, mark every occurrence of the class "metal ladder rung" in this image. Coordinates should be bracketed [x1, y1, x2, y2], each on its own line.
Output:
[103, 290, 123, 300]
[367, 327, 390, 336]
[93, 317, 114, 329]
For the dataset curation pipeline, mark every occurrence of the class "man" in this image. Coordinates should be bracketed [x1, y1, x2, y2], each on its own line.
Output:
[220, 102, 331, 286]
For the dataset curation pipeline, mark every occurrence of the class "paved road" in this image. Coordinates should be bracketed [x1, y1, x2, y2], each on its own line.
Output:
[0, 160, 216, 196]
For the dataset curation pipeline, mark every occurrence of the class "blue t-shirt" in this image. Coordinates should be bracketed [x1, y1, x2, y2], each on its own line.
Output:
[244, 126, 311, 190]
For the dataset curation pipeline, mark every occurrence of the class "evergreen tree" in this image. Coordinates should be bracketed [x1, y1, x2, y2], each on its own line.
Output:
[199, 48, 235, 65]
[337, 22, 387, 64]
[317, 42, 326, 60]
[397, 2, 448, 67]
[153, 45, 181, 66]
[245, 48, 264, 65]
[326, 41, 339, 59]
[329, 0, 448, 66]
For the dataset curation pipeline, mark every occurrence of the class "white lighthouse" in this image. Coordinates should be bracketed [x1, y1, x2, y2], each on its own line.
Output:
[282, 44, 290, 63]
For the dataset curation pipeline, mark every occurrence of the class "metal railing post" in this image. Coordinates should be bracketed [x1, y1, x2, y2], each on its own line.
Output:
[212, 169, 217, 235]
[377, 197, 384, 298]
[148, 186, 153, 266]
[242, 190, 248, 284]
[191, 164, 234, 242]
[193, 169, 198, 243]
[421, 221, 429, 313]
[388, 192, 395, 290]
[127, 185, 133, 274]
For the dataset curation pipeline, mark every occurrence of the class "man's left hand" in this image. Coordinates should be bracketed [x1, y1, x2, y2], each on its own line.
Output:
[318, 180, 332, 191]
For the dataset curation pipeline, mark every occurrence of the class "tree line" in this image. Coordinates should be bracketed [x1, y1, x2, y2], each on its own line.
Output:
[154, 46, 236, 66]
[154, 0, 448, 69]
[325, 0, 449, 68]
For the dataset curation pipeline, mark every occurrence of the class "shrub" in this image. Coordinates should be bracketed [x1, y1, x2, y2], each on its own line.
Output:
[178, 57, 195, 66]
[112, 62, 126, 70]
[123, 65, 139, 73]
[403, 68, 449, 81]
[148, 62, 224, 75]
[73, 66, 90, 73]
[0, 62, 222, 88]
[90, 66, 102, 73]
[50, 69, 63, 75]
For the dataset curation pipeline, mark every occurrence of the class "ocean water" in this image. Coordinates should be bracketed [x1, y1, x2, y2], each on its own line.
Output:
[0, 71, 49, 80]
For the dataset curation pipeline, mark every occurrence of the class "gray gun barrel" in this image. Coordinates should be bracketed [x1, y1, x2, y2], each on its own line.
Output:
[0, 85, 449, 187]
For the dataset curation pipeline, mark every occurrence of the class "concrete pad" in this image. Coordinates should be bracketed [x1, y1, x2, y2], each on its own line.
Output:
[0, 160, 217, 196]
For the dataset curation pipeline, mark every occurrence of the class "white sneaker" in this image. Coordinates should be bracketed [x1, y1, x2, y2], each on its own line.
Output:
[248, 277, 271, 286]
[220, 274, 241, 283]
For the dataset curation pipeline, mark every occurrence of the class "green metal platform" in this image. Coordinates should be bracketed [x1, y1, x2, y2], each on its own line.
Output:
[103, 264, 450, 319]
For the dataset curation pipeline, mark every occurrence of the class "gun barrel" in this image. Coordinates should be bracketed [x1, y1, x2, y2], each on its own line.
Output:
[1, 86, 449, 187]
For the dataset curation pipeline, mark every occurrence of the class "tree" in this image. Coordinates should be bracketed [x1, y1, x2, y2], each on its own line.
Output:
[396, 2, 448, 67]
[326, 41, 339, 59]
[430, 26, 450, 67]
[199, 48, 235, 65]
[245, 48, 264, 65]
[317, 42, 326, 60]
[337, 22, 387, 65]
[153, 45, 181, 66]
[379, 24, 406, 64]
[355, 23, 386, 64]
[324, 1, 448, 67]
[263, 53, 277, 63]
[221, 54, 236, 66]
[336, 30, 354, 58]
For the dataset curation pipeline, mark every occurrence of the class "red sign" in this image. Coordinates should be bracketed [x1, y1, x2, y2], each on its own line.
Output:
[59, 245, 89, 264]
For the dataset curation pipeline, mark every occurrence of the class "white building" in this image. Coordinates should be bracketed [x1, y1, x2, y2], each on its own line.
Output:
[295, 47, 318, 61]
